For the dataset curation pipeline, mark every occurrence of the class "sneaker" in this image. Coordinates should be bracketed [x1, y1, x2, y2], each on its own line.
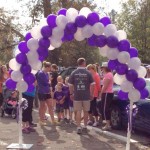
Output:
[102, 125, 112, 131]
[51, 121, 60, 126]
[87, 120, 93, 126]
[93, 122, 99, 127]
[39, 121, 47, 126]
[22, 128, 30, 134]
[77, 127, 82, 134]
[27, 127, 36, 132]
[82, 127, 88, 133]
[29, 122, 37, 127]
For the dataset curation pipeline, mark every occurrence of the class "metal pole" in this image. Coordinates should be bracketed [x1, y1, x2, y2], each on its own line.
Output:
[19, 92, 22, 145]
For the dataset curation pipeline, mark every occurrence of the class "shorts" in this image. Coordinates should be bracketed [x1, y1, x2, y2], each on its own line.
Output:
[69, 107, 74, 112]
[55, 104, 64, 113]
[38, 93, 51, 101]
[89, 97, 99, 116]
[73, 100, 90, 112]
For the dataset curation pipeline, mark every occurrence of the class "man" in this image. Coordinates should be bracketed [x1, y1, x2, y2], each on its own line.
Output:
[69, 58, 95, 134]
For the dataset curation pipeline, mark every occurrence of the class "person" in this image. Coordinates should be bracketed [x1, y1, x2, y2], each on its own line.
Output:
[86, 64, 101, 127]
[36, 61, 56, 126]
[53, 82, 65, 123]
[51, 64, 58, 92]
[69, 58, 95, 134]
[99, 62, 114, 131]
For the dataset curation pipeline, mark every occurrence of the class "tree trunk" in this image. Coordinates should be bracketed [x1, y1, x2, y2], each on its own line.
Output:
[42, 0, 52, 17]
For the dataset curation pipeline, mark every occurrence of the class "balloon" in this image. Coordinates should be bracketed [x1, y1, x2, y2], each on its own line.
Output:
[27, 51, 39, 64]
[137, 66, 147, 78]
[30, 26, 42, 39]
[99, 45, 109, 57]
[41, 26, 52, 38]
[9, 58, 21, 71]
[126, 69, 138, 82]
[114, 73, 126, 85]
[118, 90, 128, 100]
[20, 64, 31, 75]
[30, 60, 42, 70]
[6, 78, 17, 90]
[108, 59, 119, 70]
[121, 80, 133, 92]
[107, 48, 119, 60]
[104, 24, 117, 37]
[79, 7, 92, 18]
[57, 8, 67, 16]
[48, 45, 55, 50]
[27, 38, 39, 51]
[74, 28, 85, 41]
[11, 70, 23, 82]
[87, 35, 97, 46]
[92, 22, 104, 36]
[62, 33, 74, 41]
[37, 48, 49, 61]
[116, 63, 128, 75]
[25, 32, 32, 41]
[95, 35, 107, 47]
[56, 15, 68, 29]
[87, 12, 99, 26]
[118, 39, 130, 52]
[39, 38, 50, 49]
[23, 73, 35, 84]
[75, 15, 87, 27]
[64, 23, 77, 35]
[31, 69, 38, 75]
[129, 47, 138, 58]
[128, 57, 141, 70]
[27, 84, 35, 92]
[18, 41, 29, 54]
[100, 17, 111, 27]
[50, 37, 62, 48]
[16, 53, 27, 64]
[140, 88, 149, 99]
[47, 14, 57, 28]
[133, 78, 146, 90]
[39, 18, 48, 26]
[117, 51, 130, 64]
[107, 36, 119, 48]
[82, 24, 93, 38]
[52, 27, 64, 40]
[66, 8, 78, 22]
[128, 88, 141, 102]
[114, 30, 127, 41]
[16, 80, 28, 92]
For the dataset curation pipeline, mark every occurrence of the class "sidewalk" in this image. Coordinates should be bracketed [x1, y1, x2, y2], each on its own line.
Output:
[0, 111, 139, 150]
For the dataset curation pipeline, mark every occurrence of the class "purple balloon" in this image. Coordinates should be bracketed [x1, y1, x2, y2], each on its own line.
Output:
[39, 38, 50, 49]
[100, 17, 111, 26]
[96, 35, 107, 47]
[87, 35, 97, 46]
[47, 14, 57, 28]
[87, 12, 99, 26]
[20, 64, 31, 75]
[133, 78, 146, 90]
[6, 78, 17, 90]
[9, 69, 13, 75]
[64, 23, 77, 35]
[18, 41, 29, 54]
[107, 36, 119, 48]
[108, 59, 119, 70]
[129, 47, 138, 58]
[75, 15, 87, 27]
[140, 88, 149, 99]
[37, 48, 49, 61]
[27, 84, 35, 92]
[25, 32, 32, 41]
[57, 8, 67, 16]
[23, 73, 35, 84]
[118, 40, 130, 52]
[16, 53, 27, 64]
[41, 26, 52, 38]
[126, 69, 138, 82]
[118, 90, 128, 100]
[116, 63, 128, 75]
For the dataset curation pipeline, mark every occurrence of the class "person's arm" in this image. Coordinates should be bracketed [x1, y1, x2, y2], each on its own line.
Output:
[68, 73, 74, 100]
[60, 96, 65, 104]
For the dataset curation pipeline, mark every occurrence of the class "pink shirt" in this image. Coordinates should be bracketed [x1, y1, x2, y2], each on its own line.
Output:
[103, 72, 113, 93]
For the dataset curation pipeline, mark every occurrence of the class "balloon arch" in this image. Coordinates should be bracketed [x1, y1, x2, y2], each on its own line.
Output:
[6, 7, 149, 150]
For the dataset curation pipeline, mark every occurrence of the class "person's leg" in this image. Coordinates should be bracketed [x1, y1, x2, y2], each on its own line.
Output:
[34, 87, 39, 108]
[83, 101, 90, 128]
[39, 101, 46, 122]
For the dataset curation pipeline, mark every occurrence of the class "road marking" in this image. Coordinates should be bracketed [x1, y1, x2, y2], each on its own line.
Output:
[33, 109, 138, 144]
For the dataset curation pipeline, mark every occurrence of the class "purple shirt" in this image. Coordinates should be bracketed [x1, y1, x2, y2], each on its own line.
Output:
[54, 91, 65, 104]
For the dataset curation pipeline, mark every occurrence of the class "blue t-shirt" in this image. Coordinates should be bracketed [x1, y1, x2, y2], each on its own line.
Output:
[54, 91, 65, 105]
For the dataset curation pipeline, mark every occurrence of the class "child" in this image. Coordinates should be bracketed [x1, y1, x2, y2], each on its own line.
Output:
[53, 82, 65, 122]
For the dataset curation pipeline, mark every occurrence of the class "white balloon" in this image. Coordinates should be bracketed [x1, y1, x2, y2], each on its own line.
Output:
[104, 24, 117, 37]
[56, 15, 68, 29]
[50, 37, 62, 48]
[74, 28, 85, 41]
[15, 49, 20, 56]
[92, 22, 104, 36]
[52, 27, 64, 40]
[117, 51, 130, 64]
[114, 30, 127, 41]
[107, 48, 120, 60]
[27, 38, 39, 51]
[66, 8, 78, 22]
[121, 80, 133, 92]
[30, 26, 42, 39]
[82, 25, 93, 38]
[39, 18, 48, 26]
[128, 88, 140, 102]
[27, 51, 39, 64]
[30, 60, 42, 70]
[137, 66, 147, 78]
[31, 69, 38, 75]
[9, 58, 21, 71]
[79, 7, 92, 18]
[114, 73, 126, 85]
[16, 80, 28, 92]
[99, 46, 109, 57]
[48, 45, 55, 50]
[128, 57, 141, 70]
[11, 70, 23, 82]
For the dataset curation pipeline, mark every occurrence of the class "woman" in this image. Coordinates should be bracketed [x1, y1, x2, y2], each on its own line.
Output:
[36, 61, 56, 125]
[87, 64, 101, 127]
[99, 62, 114, 130]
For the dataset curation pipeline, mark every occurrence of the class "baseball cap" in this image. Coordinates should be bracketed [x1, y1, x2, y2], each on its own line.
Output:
[101, 62, 108, 68]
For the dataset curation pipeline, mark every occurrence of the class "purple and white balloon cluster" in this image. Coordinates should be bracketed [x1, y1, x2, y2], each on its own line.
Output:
[5, 7, 149, 100]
